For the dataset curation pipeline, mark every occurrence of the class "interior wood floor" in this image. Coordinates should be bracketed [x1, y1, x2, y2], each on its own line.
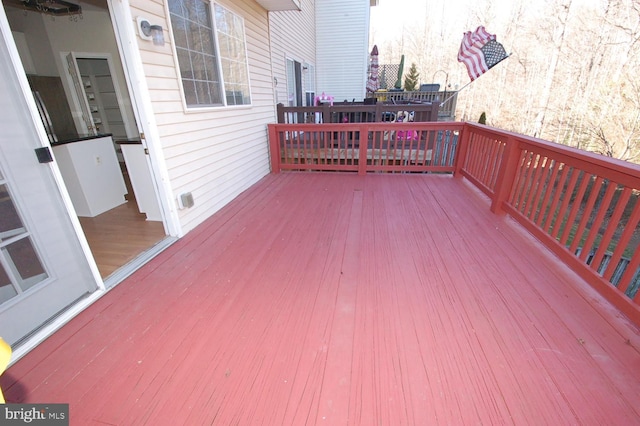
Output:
[78, 193, 166, 279]
[3, 172, 640, 425]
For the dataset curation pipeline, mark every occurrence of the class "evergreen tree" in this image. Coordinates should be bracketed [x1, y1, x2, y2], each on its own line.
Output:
[404, 62, 420, 92]
[479, 112, 487, 125]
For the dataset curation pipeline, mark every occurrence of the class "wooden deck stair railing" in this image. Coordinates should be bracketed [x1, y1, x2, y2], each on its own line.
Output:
[267, 121, 640, 326]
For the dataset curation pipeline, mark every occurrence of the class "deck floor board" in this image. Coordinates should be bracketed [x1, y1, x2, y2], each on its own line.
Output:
[3, 172, 640, 425]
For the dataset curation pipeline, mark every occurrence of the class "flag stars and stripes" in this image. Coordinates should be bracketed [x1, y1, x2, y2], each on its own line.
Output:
[458, 26, 508, 82]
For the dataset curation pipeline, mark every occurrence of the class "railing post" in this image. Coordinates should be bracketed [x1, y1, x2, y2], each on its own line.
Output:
[358, 124, 367, 175]
[322, 103, 331, 123]
[276, 103, 285, 124]
[490, 136, 520, 215]
[268, 124, 281, 174]
[375, 103, 383, 122]
[430, 101, 439, 122]
[453, 124, 471, 177]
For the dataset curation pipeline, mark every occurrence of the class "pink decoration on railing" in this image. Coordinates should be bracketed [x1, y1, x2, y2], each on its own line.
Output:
[314, 92, 334, 106]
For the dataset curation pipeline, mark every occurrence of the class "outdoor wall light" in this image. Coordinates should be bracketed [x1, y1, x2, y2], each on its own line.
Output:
[137, 17, 165, 46]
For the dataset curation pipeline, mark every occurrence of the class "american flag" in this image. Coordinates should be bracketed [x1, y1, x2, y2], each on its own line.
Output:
[457, 26, 508, 81]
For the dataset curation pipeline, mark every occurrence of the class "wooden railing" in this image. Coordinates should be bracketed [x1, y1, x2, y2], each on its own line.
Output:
[268, 121, 640, 325]
[268, 122, 463, 174]
[276, 102, 440, 124]
[458, 123, 640, 325]
[370, 90, 458, 120]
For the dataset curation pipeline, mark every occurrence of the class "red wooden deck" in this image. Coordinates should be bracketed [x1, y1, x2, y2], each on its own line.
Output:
[3, 172, 640, 425]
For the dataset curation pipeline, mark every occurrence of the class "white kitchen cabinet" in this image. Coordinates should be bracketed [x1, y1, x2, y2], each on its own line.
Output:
[52, 135, 127, 217]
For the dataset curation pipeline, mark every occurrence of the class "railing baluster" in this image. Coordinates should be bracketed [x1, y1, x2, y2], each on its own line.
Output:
[579, 180, 617, 264]
[622, 251, 640, 297]
[536, 160, 560, 227]
[527, 155, 551, 223]
[569, 175, 603, 255]
[523, 153, 543, 219]
[514, 151, 534, 212]
[558, 171, 589, 246]
[542, 164, 570, 233]
[605, 201, 640, 283]
[591, 186, 631, 272]
[358, 124, 366, 175]
[550, 166, 580, 240]
[508, 149, 528, 206]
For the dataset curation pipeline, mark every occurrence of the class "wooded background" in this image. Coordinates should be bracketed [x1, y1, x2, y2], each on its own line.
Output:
[370, 0, 640, 163]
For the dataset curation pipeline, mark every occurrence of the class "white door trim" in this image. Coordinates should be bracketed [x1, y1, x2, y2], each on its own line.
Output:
[106, 0, 182, 237]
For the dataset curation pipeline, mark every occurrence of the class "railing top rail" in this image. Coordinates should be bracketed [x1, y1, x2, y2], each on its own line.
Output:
[269, 122, 463, 130]
[277, 103, 437, 111]
[271, 120, 640, 179]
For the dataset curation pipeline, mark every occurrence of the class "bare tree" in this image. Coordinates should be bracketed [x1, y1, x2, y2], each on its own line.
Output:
[369, 0, 640, 163]
[531, 0, 574, 137]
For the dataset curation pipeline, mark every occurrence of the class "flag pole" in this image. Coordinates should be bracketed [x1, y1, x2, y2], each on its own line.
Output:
[440, 81, 472, 108]
[441, 53, 511, 108]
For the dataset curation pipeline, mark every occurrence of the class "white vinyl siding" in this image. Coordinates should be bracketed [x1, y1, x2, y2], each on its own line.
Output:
[315, 0, 370, 101]
[129, 0, 274, 233]
[268, 1, 316, 106]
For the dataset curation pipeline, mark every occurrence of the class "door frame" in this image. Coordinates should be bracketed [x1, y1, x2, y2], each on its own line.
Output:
[286, 57, 303, 107]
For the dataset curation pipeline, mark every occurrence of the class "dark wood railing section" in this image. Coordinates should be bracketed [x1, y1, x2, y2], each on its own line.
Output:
[276, 102, 440, 124]
[369, 90, 458, 120]
[267, 121, 640, 325]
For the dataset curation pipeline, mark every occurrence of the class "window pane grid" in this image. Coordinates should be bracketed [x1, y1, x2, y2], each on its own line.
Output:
[169, 0, 223, 107]
[214, 4, 251, 106]
[170, 1, 251, 108]
[0, 169, 48, 305]
[0, 261, 17, 305]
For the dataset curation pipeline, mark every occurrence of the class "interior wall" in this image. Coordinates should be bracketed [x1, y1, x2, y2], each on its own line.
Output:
[5, 6, 137, 138]
[6, 11, 57, 76]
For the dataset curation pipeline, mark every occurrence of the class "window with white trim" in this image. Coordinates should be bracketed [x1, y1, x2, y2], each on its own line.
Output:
[168, 0, 251, 107]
